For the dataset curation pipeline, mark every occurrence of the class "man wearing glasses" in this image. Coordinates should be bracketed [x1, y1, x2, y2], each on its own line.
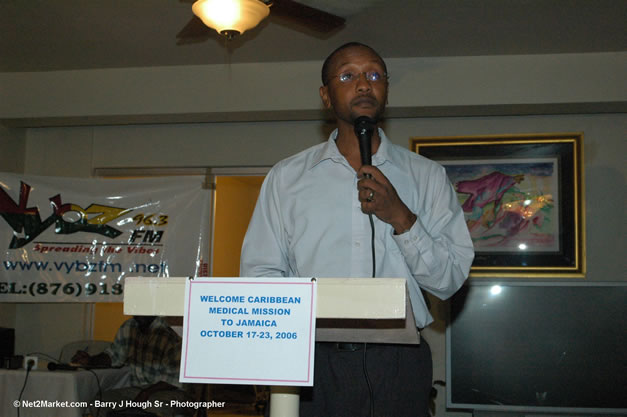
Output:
[241, 42, 474, 417]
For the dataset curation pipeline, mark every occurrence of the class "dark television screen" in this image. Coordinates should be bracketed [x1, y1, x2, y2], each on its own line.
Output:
[446, 281, 627, 415]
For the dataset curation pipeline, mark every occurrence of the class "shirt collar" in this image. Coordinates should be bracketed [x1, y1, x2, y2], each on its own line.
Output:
[309, 128, 392, 170]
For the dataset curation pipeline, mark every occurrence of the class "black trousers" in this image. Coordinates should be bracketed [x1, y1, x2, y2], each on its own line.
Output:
[298, 339, 432, 417]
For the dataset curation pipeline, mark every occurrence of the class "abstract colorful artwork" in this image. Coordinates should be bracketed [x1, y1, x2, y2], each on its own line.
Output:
[441, 159, 559, 252]
[410, 133, 585, 277]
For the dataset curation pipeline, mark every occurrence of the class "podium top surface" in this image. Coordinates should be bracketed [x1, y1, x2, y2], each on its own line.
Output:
[123, 276, 406, 320]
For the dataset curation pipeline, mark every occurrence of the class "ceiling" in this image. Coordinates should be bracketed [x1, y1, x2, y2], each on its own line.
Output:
[1, 0, 626, 73]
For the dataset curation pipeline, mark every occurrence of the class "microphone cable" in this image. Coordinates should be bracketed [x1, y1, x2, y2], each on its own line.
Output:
[364, 213, 376, 417]
[354, 115, 377, 417]
[17, 360, 35, 417]
[363, 341, 375, 417]
[365, 158, 377, 417]
[368, 214, 376, 278]
[84, 368, 103, 417]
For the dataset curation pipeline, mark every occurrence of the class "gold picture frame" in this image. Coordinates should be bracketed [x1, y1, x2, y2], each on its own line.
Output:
[411, 133, 586, 278]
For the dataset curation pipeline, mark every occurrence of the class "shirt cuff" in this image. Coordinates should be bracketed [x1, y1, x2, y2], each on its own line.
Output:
[392, 216, 436, 271]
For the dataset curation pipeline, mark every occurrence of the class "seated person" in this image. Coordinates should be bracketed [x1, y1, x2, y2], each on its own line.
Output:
[72, 315, 194, 417]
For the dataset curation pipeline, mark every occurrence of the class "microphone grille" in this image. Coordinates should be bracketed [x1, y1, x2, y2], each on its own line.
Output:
[353, 116, 376, 137]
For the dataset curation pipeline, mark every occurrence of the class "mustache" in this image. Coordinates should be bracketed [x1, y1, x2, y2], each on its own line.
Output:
[351, 95, 378, 106]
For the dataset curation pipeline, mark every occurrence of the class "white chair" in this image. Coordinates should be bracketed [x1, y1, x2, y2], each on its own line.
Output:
[58, 339, 112, 363]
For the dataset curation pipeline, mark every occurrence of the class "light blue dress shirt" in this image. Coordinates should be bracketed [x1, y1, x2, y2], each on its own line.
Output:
[240, 129, 474, 327]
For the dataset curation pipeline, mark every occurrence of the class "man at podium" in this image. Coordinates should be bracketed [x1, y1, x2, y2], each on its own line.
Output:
[240, 42, 474, 417]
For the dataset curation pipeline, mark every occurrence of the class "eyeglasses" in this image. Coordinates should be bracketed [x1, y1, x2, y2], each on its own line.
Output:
[330, 70, 387, 84]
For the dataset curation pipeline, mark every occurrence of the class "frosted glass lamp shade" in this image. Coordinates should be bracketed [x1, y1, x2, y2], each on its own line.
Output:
[192, 0, 270, 38]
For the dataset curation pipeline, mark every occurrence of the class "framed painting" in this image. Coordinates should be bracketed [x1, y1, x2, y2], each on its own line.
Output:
[411, 133, 585, 277]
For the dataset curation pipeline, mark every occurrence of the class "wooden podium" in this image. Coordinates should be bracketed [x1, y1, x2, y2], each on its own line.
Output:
[124, 276, 418, 417]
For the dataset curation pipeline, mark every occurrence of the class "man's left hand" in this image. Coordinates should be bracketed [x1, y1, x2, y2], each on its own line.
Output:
[357, 165, 417, 234]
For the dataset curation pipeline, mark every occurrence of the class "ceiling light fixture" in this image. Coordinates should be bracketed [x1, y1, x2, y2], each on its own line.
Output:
[192, 0, 271, 40]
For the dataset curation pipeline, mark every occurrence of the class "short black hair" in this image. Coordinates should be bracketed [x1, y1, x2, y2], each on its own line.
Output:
[321, 42, 387, 86]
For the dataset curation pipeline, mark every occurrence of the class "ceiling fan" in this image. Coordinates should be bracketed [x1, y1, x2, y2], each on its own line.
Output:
[177, 0, 345, 44]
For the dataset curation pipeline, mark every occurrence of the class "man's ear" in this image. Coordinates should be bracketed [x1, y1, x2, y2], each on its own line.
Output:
[319, 85, 331, 109]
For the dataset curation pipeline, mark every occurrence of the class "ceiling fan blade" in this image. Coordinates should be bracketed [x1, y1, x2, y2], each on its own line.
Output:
[270, 0, 345, 33]
[176, 15, 215, 44]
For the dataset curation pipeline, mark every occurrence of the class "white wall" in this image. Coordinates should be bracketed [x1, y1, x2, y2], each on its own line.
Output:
[24, 114, 626, 286]
[0, 126, 25, 173]
[1, 51, 626, 416]
[2, 53, 625, 125]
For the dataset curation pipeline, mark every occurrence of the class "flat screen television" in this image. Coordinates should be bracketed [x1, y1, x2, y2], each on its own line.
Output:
[446, 281, 627, 416]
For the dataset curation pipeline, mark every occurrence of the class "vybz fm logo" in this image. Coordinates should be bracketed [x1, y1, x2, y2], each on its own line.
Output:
[0, 181, 153, 249]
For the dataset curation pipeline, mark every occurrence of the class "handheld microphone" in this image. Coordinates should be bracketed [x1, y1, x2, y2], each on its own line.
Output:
[353, 116, 376, 168]
[47, 362, 79, 371]
[353, 116, 378, 279]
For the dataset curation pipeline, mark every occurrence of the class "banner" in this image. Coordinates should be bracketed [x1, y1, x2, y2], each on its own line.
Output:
[0, 173, 211, 302]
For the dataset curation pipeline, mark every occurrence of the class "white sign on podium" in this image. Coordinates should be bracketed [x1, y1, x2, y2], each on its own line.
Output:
[179, 277, 317, 386]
